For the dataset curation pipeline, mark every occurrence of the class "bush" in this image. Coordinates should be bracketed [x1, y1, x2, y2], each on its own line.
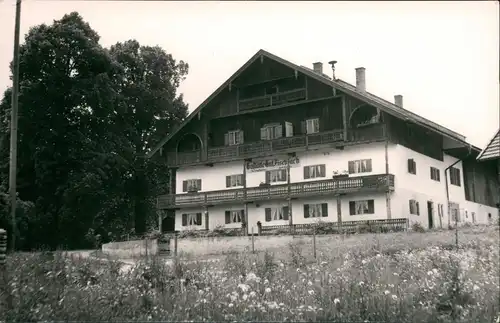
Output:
[412, 222, 426, 233]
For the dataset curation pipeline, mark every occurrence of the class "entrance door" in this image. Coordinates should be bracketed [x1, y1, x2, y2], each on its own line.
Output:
[427, 201, 434, 229]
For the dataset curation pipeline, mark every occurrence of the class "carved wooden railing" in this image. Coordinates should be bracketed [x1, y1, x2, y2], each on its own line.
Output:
[239, 88, 307, 111]
[157, 174, 395, 209]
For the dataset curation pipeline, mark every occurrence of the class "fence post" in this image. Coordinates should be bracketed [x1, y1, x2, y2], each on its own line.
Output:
[174, 232, 178, 257]
[0, 228, 10, 312]
[313, 225, 317, 259]
[251, 227, 255, 254]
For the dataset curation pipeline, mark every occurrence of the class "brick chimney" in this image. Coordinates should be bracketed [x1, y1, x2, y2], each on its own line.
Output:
[313, 62, 323, 75]
[394, 95, 403, 107]
[355, 67, 366, 92]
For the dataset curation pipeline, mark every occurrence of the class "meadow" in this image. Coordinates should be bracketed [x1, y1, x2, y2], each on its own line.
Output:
[1, 225, 499, 322]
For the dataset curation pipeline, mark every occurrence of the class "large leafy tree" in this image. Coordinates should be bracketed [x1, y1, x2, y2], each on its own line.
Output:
[0, 12, 189, 250]
[108, 40, 188, 235]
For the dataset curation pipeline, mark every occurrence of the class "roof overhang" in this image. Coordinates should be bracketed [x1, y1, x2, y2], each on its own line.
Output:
[477, 129, 500, 162]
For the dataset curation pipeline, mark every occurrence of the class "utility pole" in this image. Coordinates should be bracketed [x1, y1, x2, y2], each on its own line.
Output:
[9, 0, 22, 252]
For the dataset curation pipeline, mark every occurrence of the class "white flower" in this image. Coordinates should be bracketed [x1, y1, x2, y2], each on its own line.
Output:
[362, 259, 367, 265]
[473, 285, 480, 291]
[242, 294, 248, 301]
[384, 290, 390, 295]
[359, 281, 365, 286]
[246, 272, 258, 282]
[308, 290, 315, 295]
[307, 281, 313, 286]
[198, 290, 204, 295]
[392, 295, 398, 301]
[238, 283, 250, 293]
[228, 303, 234, 308]
[264, 279, 269, 285]
[249, 291, 257, 297]
[334, 298, 340, 304]
[265, 287, 271, 293]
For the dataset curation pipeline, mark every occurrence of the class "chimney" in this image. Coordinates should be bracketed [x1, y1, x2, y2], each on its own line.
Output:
[313, 62, 323, 75]
[394, 95, 403, 107]
[355, 67, 366, 92]
[328, 60, 337, 80]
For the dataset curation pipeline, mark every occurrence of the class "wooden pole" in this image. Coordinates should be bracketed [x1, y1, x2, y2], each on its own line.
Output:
[251, 227, 255, 254]
[9, 0, 22, 252]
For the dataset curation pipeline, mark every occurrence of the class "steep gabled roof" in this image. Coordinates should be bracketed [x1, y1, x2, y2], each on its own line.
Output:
[147, 49, 468, 158]
[477, 129, 500, 161]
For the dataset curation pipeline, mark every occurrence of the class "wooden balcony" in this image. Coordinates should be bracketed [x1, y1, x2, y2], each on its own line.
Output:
[239, 88, 307, 111]
[167, 124, 386, 167]
[157, 174, 395, 209]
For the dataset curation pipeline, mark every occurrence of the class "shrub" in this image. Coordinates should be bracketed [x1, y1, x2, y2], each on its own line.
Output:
[412, 222, 426, 233]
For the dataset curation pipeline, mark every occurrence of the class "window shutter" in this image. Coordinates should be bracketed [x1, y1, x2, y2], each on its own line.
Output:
[348, 161, 355, 174]
[182, 214, 187, 226]
[240, 210, 246, 224]
[303, 204, 310, 218]
[196, 179, 202, 191]
[409, 200, 413, 214]
[265, 208, 272, 222]
[182, 181, 188, 192]
[437, 170, 440, 182]
[275, 124, 283, 138]
[301, 121, 307, 134]
[265, 171, 271, 183]
[225, 211, 231, 224]
[238, 131, 244, 144]
[457, 169, 461, 186]
[416, 202, 420, 215]
[407, 159, 412, 173]
[260, 127, 267, 140]
[224, 133, 229, 146]
[280, 169, 287, 181]
[238, 174, 244, 186]
[283, 206, 289, 220]
[196, 213, 202, 225]
[366, 159, 372, 172]
[430, 167, 433, 180]
[321, 203, 328, 217]
[349, 201, 356, 215]
[319, 164, 326, 177]
[367, 200, 374, 214]
[226, 176, 231, 188]
[313, 118, 320, 132]
[303, 166, 310, 179]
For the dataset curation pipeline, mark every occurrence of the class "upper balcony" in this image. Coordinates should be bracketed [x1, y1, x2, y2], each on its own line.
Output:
[166, 123, 387, 167]
[157, 173, 395, 209]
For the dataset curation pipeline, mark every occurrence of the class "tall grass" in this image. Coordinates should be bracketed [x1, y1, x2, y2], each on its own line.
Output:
[1, 226, 499, 322]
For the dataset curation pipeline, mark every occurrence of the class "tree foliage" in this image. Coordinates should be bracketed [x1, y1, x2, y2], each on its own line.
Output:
[0, 12, 188, 250]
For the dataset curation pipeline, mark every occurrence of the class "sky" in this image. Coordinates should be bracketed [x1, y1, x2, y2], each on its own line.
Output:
[0, 1, 498, 148]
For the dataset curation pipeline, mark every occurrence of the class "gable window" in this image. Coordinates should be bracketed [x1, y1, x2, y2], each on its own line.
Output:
[301, 118, 320, 134]
[260, 123, 283, 140]
[303, 164, 326, 179]
[348, 159, 372, 174]
[349, 200, 375, 215]
[265, 206, 289, 222]
[225, 210, 244, 224]
[430, 167, 440, 181]
[183, 179, 202, 192]
[182, 213, 202, 226]
[265, 169, 287, 183]
[407, 159, 417, 175]
[226, 174, 244, 188]
[409, 199, 420, 215]
[304, 203, 328, 218]
[224, 130, 244, 146]
[450, 167, 461, 186]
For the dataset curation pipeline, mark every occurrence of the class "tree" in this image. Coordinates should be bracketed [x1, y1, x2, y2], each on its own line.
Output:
[108, 40, 188, 235]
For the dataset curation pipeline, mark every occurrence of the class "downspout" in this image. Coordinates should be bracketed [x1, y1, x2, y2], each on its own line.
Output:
[444, 144, 472, 242]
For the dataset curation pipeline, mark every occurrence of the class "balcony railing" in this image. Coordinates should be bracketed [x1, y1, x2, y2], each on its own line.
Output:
[239, 88, 307, 111]
[157, 174, 395, 209]
[167, 124, 386, 167]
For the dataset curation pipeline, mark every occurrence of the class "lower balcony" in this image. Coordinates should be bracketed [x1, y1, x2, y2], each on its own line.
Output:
[157, 174, 395, 209]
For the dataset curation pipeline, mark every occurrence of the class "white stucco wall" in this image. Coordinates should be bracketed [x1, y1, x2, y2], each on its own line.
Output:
[176, 161, 244, 193]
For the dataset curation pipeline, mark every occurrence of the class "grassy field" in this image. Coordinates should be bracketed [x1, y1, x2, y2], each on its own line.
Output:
[1, 225, 499, 322]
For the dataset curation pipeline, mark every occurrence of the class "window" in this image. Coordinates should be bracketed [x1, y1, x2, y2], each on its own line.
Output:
[430, 167, 440, 182]
[348, 159, 372, 174]
[226, 174, 244, 188]
[303, 164, 326, 179]
[265, 169, 287, 183]
[224, 130, 244, 146]
[182, 213, 202, 226]
[438, 203, 444, 217]
[260, 123, 283, 140]
[183, 179, 202, 192]
[225, 210, 244, 224]
[265, 206, 289, 222]
[349, 200, 375, 215]
[471, 212, 476, 223]
[407, 159, 417, 175]
[301, 118, 320, 134]
[409, 199, 420, 215]
[304, 203, 328, 218]
[450, 167, 461, 186]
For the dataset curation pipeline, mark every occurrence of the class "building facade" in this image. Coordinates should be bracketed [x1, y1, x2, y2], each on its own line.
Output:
[149, 50, 500, 233]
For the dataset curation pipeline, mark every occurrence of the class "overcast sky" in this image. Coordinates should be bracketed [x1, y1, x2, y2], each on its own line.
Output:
[0, 1, 498, 148]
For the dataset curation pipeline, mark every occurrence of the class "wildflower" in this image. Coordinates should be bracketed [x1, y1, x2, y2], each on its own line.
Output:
[384, 290, 390, 295]
[228, 303, 234, 308]
[198, 290, 204, 295]
[362, 259, 367, 265]
[265, 287, 271, 293]
[473, 285, 480, 291]
[308, 290, 315, 295]
[334, 298, 340, 304]
[307, 280, 313, 286]
[392, 295, 398, 301]
[249, 291, 256, 298]
[238, 283, 250, 293]
[359, 281, 365, 286]
[242, 294, 248, 301]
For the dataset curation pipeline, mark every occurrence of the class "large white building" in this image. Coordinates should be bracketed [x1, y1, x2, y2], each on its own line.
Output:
[148, 50, 500, 234]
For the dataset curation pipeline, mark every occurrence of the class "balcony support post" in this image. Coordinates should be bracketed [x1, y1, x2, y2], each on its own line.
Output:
[204, 206, 209, 231]
[384, 128, 392, 219]
[336, 194, 342, 232]
[287, 154, 293, 226]
[341, 95, 348, 142]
